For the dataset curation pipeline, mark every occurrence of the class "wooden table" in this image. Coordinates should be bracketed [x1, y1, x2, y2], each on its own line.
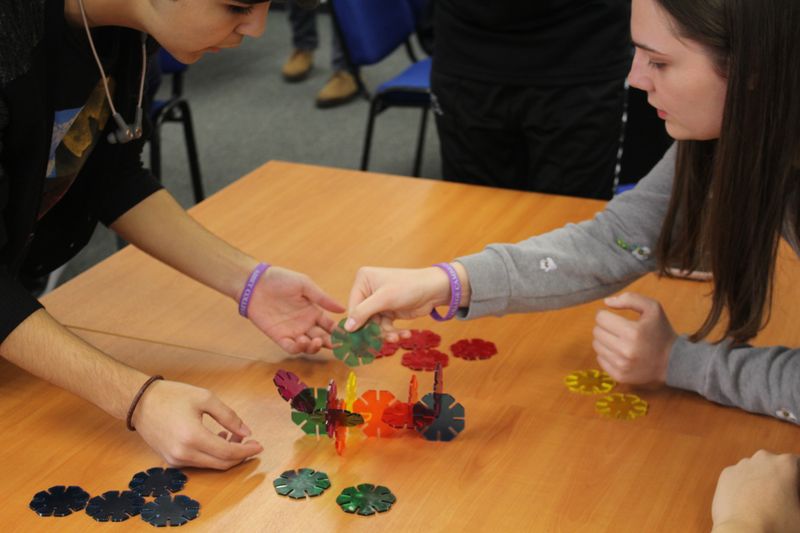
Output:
[3, 161, 799, 531]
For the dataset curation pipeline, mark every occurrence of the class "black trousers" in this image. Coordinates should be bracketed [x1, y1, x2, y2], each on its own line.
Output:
[431, 70, 625, 200]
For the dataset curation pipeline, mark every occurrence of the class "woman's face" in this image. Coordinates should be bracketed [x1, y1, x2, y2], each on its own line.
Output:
[143, 0, 270, 64]
[628, 0, 728, 140]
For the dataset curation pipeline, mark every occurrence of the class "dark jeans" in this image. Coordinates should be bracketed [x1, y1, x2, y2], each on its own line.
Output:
[289, 2, 346, 72]
[431, 70, 626, 200]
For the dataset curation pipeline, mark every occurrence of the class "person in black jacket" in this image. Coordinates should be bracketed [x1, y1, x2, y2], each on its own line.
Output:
[0, 0, 340, 470]
[431, 0, 632, 199]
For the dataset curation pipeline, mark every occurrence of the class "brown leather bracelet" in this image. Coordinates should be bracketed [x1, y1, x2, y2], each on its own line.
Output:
[126, 375, 164, 431]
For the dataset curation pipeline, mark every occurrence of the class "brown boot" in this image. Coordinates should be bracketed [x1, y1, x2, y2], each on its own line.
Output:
[315, 70, 359, 109]
[282, 49, 314, 82]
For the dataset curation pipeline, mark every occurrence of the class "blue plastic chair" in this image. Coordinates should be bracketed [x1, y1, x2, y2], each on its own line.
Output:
[330, 0, 432, 176]
[150, 49, 205, 203]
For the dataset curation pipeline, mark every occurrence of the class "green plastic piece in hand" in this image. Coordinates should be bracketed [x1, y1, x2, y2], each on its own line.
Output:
[331, 319, 382, 367]
[336, 484, 396, 515]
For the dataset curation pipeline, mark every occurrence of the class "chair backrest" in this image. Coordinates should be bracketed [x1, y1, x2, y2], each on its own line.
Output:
[330, 0, 417, 67]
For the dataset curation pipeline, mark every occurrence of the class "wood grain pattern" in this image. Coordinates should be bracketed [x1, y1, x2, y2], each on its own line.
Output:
[1, 161, 795, 531]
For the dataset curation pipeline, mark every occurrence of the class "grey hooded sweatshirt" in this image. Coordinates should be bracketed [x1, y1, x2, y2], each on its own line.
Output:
[457, 144, 800, 425]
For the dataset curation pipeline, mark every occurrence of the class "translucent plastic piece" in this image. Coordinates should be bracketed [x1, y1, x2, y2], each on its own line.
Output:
[336, 484, 396, 516]
[29, 485, 89, 517]
[414, 393, 465, 441]
[376, 340, 399, 358]
[595, 393, 648, 420]
[273, 468, 331, 499]
[450, 338, 498, 360]
[345, 371, 358, 411]
[353, 390, 398, 438]
[331, 319, 382, 367]
[291, 388, 328, 436]
[128, 467, 187, 497]
[85, 490, 144, 522]
[564, 369, 616, 395]
[140, 494, 200, 527]
[401, 348, 449, 371]
[274, 370, 316, 413]
[273, 370, 309, 402]
[398, 329, 441, 350]
[381, 400, 415, 429]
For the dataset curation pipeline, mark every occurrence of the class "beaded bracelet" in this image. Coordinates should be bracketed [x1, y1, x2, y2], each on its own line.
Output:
[238, 262, 271, 318]
[430, 262, 462, 322]
[126, 375, 164, 431]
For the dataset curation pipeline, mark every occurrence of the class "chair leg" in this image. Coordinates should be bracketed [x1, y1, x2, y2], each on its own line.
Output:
[360, 98, 381, 171]
[412, 105, 429, 177]
[177, 100, 205, 203]
[150, 121, 162, 182]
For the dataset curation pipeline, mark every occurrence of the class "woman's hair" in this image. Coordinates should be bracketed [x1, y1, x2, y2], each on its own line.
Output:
[655, 0, 800, 343]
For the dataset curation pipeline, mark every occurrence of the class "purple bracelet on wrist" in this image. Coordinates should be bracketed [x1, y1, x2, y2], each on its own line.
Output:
[430, 262, 462, 322]
[238, 262, 270, 318]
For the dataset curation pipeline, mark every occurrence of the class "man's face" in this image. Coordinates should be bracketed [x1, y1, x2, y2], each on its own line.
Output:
[145, 0, 270, 63]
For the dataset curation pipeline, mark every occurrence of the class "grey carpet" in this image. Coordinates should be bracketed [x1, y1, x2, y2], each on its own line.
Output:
[58, 8, 440, 287]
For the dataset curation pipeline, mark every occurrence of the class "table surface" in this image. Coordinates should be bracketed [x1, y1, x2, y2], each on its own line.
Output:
[4, 161, 799, 531]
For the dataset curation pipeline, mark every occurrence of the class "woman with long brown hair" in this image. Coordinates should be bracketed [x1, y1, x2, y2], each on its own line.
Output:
[346, 0, 800, 527]
[349, 0, 799, 428]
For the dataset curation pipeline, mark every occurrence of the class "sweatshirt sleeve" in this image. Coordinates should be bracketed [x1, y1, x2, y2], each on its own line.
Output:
[0, 94, 43, 342]
[457, 143, 677, 319]
[667, 336, 800, 425]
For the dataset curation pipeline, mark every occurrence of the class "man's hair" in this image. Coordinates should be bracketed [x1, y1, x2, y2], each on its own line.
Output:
[655, 0, 800, 343]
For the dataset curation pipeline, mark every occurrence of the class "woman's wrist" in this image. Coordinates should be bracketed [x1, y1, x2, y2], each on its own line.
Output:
[450, 262, 471, 308]
[427, 262, 471, 311]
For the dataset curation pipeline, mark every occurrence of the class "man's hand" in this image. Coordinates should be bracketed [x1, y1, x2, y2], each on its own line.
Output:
[592, 292, 677, 384]
[712, 450, 800, 532]
[131, 379, 263, 470]
[246, 267, 345, 354]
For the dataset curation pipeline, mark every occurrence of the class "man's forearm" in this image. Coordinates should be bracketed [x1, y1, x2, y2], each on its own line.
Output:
[110, 189, 257, 301]
[0, 309, 148, 420]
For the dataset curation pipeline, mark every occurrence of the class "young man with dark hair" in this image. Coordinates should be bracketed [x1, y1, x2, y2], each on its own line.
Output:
[0, 0, 341, 470]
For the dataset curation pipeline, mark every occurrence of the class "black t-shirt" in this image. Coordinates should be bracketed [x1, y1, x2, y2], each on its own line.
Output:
[41, 23, 121, 219]
[433, 0, 632, 86]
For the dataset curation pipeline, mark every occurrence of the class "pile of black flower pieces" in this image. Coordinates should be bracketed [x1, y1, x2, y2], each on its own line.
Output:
[29, 467, 199, 526]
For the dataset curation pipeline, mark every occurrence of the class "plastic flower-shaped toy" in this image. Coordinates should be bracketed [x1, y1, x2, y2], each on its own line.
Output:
[273, 469, 331, 499]
[336, 484, 396, 516]
[595, 393, 648, 420]
[140, 494, 200, 527]
[331, 319, 383, 367]
[129, 467, 187, 497]
[290, 388, 329, 436]
[450, 338, 498, 360]
[29, 485, 89, 517]
[401, 348, 449, 371]
[413, 392, 465, 441]
[353, 390, 398, 438]
[398, 329, 441, 350]
[85, 490, 144, 522]
[564, 369, 616, 394]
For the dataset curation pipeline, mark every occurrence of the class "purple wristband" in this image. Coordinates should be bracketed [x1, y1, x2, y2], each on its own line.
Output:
[430, 262, 462, 322]
[238, 262, 270, 318]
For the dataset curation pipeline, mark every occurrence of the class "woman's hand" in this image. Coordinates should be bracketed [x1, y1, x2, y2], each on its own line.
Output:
[131, 380, 263, 470]
[345, 264, 469, 341]
[246, 267, 345, 354]
[592, 292, 677, 384]
[712, 450, 800, 532]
